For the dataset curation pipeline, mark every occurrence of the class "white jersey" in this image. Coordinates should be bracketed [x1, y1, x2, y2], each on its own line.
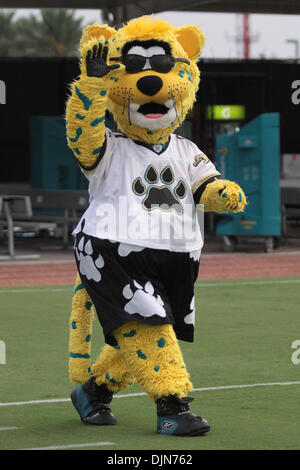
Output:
[73, 129, 220, 252]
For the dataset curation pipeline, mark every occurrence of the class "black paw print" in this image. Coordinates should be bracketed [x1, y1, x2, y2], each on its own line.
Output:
[132, 165, 186, 214]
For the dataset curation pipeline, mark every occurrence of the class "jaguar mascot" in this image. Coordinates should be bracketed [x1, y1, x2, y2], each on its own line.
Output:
[65, 15, 246, 436]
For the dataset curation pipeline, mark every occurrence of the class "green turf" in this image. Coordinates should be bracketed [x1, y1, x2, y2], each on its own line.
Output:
[0, 277, 299, 450]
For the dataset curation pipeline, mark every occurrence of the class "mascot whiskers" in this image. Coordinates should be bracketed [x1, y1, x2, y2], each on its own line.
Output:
[65, 15, 246, 436]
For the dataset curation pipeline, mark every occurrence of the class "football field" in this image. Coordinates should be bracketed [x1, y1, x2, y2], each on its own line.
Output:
[0, 277, 299, 450]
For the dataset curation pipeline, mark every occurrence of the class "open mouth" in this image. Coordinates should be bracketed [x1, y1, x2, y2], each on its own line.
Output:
[139, 102, 168, 119]
[129, 99, 174, 119]
[128, 99, 177, 130]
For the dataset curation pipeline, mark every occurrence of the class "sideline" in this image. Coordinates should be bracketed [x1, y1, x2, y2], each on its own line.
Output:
[1, 278, 300, 294]
[0, 426, 21, 431]
[1, 381, 300, 408]
[19, 441, 116, 450]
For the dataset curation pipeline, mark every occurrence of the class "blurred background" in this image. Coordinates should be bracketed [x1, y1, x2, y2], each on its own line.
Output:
[0, 0, 300, 256]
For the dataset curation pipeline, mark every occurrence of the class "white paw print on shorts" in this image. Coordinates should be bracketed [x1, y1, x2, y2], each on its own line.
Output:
[184, 296, 195, 325]
[122, 280, 166, 318]
[76, 236, 104, 282]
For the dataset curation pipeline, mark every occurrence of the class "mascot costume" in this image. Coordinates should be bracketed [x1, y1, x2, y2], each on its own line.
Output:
[65, 15, 246, 436]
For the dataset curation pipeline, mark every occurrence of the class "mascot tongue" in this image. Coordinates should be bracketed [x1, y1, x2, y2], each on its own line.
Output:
[140, 103, 166, 119]
[145, 113, 164, 119]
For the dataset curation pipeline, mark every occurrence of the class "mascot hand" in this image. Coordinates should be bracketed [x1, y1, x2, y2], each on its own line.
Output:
[80, 37, 125, 82]
[200, 179, 246, 213]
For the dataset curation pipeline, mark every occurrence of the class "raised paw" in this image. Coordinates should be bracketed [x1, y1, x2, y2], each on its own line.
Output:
[81, 39, 121, 78]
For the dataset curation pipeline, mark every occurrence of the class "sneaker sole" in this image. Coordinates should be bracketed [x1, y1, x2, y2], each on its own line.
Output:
[157, 425, 211, 436]
[183, 425, 211, 436]
[82, 417, 117, 425]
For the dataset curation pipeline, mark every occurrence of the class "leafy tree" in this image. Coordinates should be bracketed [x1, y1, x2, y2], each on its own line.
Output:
[16, 9, 85, 57]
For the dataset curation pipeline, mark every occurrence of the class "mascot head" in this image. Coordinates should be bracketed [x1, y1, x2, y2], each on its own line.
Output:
[81, 15, 205, 144]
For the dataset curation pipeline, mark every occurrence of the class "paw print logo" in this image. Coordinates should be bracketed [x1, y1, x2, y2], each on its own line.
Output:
[122, 280, 166, 318]
[75, 235, 104, 282]
[132, 165, 186, 214]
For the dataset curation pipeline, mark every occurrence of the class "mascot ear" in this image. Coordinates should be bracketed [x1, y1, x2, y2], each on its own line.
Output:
[80, 23, 116, 45]
[175, 25, 205, 61]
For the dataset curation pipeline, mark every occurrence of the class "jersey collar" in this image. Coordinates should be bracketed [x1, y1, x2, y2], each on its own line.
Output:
[132, 136, 171, 155]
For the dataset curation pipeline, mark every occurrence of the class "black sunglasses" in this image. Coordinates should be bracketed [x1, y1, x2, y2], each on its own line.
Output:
[109, 54, 190, 74]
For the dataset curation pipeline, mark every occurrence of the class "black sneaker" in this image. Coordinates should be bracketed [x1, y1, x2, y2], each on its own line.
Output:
[70, 377, 117, 425]
[156, 395, 210, 436]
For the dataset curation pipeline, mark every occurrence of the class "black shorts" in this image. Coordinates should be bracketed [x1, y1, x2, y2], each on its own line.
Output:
[74, 230, 200, 346]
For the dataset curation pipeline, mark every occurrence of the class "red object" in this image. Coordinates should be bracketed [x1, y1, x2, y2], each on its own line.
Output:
[243, 14, 250, 59]
[145, 114, 164, 119]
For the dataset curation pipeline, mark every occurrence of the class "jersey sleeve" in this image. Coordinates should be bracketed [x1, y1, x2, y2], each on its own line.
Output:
[80, 128, 114, 181]
[188, 146, 221, 204]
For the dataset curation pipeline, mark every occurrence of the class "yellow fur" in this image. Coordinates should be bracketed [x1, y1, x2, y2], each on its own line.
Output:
[65, 15, 204, 165]
[65, 38, 124, 169]
[200, 179, 247, 213]
[69, 274, 94, 383]
[80, 24, 116, 46]
[117, 16, 175, 39]
[175, 25, 205, 61]
[106, 17, 203, 143]
[67, 16, 246, 401]
[114, 322, 193, 401]
[92, 344, 135, 393]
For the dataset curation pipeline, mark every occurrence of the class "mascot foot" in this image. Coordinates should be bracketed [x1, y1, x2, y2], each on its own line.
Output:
[71, 377, 117, 425]
[156, 395, 210, 436]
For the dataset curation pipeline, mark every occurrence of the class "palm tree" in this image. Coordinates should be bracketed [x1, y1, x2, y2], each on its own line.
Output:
[0, 10, 18, 56]
[16, 9, 85, 57]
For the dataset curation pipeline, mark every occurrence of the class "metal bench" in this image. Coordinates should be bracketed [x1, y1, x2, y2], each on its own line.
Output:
[0, 194, 40, 260]
[0, 188, 89, 257]
[28, 189, 89, 246]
